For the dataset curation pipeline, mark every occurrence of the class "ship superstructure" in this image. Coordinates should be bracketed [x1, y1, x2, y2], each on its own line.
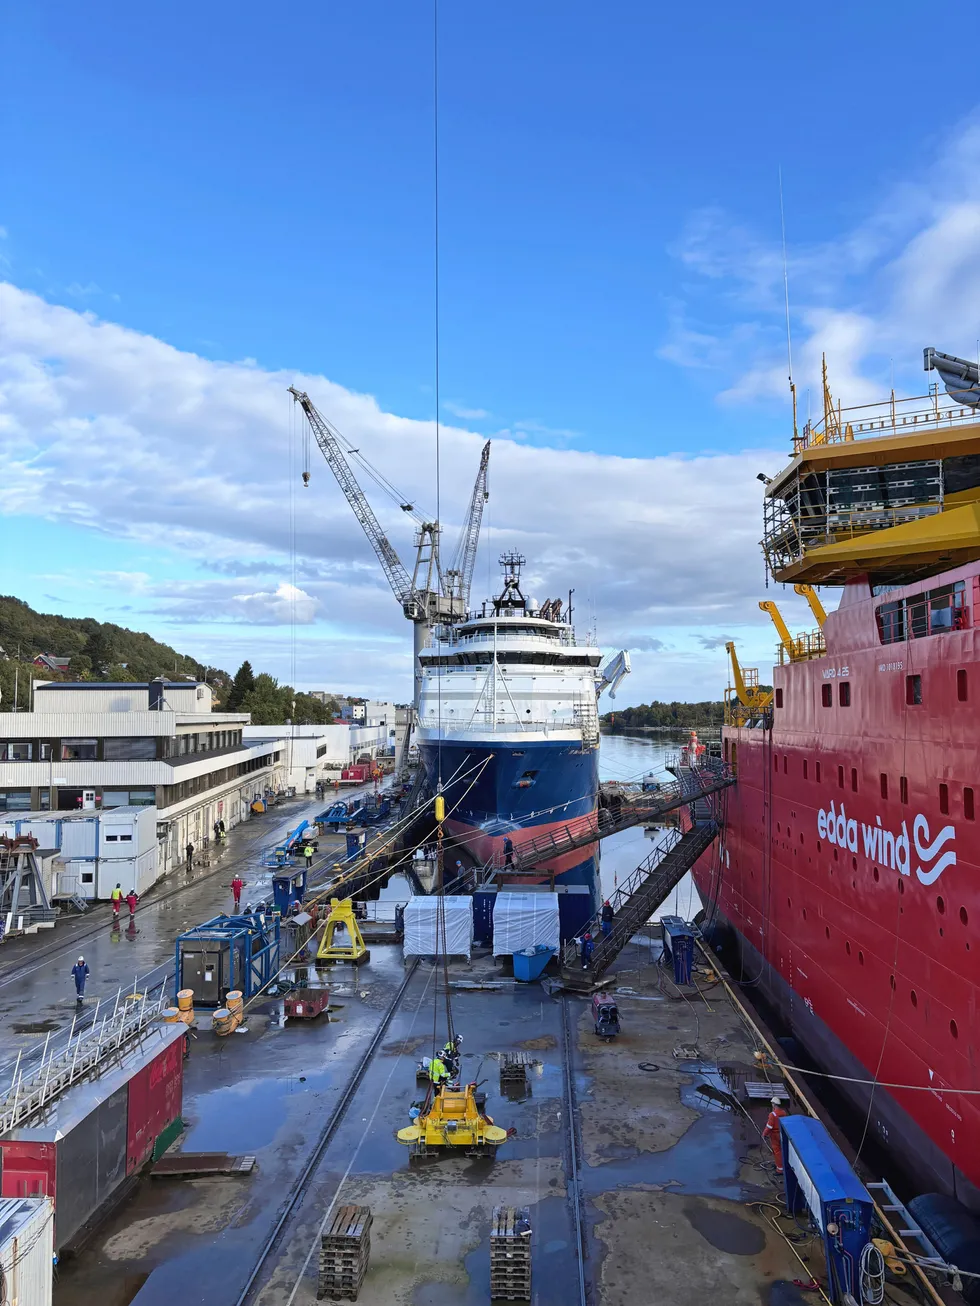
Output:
[416, 553, 627, 937]
[696, 350, 980, 1208]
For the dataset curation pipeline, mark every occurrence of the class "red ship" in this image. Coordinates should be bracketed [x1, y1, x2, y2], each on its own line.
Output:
[694, 349, 980, 1209]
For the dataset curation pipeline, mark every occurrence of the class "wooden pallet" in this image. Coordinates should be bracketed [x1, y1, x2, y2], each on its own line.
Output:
[318, 1205, 372, 1301]
[490, 1205, 531, 1301]
[499, 1052, 532, 1083]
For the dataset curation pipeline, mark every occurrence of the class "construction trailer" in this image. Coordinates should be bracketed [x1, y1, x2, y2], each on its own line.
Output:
[175, 912, 280, 1008]
[0, 1022, 185, 1253]
[0, 1197, 55, 1306]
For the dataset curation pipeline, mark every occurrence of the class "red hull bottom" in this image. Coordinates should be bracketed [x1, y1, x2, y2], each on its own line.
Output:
[698, 895, 980, 1211]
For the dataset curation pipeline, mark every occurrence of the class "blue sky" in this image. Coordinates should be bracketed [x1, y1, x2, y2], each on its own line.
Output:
[3, 1, 980, 701]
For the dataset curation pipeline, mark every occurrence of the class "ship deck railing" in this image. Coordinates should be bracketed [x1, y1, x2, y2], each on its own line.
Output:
[794, 388, 980, 453]
[481, 759, 734, 877]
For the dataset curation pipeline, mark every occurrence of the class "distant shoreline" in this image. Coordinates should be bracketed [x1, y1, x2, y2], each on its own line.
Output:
[600, 725, 722, 736]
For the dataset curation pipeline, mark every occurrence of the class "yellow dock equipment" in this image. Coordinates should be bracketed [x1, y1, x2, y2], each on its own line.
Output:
[397, 1083, 508, 1160]
[316, 897, 370, 965]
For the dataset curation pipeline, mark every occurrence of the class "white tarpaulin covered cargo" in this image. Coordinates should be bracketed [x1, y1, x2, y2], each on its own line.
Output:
[403, 897, 474, 959]
[492, 892, 561, 956]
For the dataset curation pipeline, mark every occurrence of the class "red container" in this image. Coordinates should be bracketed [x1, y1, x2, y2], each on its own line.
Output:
[283, 987, 329, 1019]
[1, 1023, 186, 1251]
[126, 1033, 184, 1174]
[341, 765, 367, 783]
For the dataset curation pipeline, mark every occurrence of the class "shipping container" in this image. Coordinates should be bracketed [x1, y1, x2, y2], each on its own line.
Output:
[0, 1197, 54, 1306]
[1, 1023, 185, 1251]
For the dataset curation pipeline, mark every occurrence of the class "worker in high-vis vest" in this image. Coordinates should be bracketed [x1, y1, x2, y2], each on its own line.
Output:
[110, 884, 123, 919]
[762, 1098, 788, 1173]
[428, 1056, 450, 1092]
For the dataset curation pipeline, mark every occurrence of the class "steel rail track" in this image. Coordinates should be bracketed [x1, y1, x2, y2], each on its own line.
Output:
[560, 994, 591, 1306]
[233, 957, 421, 1306]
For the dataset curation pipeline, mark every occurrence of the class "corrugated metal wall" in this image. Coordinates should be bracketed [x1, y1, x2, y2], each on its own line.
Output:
[0, 1197, 54, 1306]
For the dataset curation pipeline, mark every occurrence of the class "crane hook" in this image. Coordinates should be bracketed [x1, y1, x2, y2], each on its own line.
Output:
[302, 471, 310, 487]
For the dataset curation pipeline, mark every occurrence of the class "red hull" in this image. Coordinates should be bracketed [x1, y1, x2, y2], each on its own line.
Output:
[693, 565, 980, 1203]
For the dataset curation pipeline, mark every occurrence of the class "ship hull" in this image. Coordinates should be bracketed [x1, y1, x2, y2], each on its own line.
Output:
[700, 900, 980, 1210]
[418, 737, 599, 938]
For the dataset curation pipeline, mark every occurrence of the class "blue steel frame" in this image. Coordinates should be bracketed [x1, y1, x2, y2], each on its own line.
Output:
[174, 912, 281, 1003]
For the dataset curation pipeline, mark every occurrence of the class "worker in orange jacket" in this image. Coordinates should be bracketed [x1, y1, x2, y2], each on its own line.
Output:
[762, 1098, 788, 1173]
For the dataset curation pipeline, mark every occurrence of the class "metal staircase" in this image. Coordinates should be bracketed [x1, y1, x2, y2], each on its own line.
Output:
[484, 760, 733, 877]
[559, 822, 718, 989]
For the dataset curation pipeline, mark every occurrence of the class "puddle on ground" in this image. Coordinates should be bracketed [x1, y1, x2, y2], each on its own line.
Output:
[12, 1019, 60, 1034]
[381, 1035, 428, 1056]
[694, 1082, 740, 1112]
[683, 1201, 766, 1255]
[769, 1282, 811, 1305]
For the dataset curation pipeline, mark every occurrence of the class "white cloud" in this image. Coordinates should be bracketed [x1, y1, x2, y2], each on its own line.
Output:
[0, 281, 812, 702]
[443, 401, 489, 420]
[664, 112, 980, 407]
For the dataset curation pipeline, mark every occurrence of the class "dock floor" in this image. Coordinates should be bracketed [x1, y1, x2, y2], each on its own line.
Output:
[43, 927, 928, 1306]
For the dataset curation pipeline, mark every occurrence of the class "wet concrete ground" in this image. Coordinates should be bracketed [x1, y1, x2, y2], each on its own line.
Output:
[0, 790, 378, 1078]
[49, 926, 927, 1306]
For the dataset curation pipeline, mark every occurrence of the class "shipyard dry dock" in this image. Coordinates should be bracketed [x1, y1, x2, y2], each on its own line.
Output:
[43, 930, 927, 1306]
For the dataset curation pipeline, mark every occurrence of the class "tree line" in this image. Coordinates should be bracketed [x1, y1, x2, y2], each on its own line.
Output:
[602, 700, 725, 729]
[0, 596, 339, 725]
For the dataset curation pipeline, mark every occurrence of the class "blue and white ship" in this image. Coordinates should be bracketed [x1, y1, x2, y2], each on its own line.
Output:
[416, 553, 628, 937]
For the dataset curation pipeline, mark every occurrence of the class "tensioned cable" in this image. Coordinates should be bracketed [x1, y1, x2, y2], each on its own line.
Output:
[433, 0, 443, 793]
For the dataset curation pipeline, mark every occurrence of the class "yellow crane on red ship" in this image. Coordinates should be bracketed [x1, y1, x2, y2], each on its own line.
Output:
[793, 583, 827, 628]
[724, 642, 773, 726]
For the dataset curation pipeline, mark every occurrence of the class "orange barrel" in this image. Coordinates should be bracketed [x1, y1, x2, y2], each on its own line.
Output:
[161, 1007, 180, 1023]
[177, 989, 194, 1012]
[226, 990, 244, 1016]
[212, 1007, 234, 1036]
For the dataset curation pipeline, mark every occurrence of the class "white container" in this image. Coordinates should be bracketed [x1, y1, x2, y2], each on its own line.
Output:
[492, 891, 561, 956]
[0, 1197, 54, 1306]
[403, 897, 474, 959]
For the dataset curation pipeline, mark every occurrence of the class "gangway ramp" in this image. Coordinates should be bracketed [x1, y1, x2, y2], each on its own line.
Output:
[488, 760, 733, 877]
[559, 822, 718, 989]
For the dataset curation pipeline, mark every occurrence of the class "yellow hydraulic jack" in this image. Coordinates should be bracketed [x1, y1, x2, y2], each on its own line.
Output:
[396, 1083, 508, 1162]
[316, 898, 370, 965]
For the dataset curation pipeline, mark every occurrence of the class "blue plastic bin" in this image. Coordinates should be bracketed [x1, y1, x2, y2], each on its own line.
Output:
[513, 945, 555, 982]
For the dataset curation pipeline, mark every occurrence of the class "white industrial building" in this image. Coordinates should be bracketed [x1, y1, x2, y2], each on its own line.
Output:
[0, 680, 287, 890]
[242, 722, 391, 793]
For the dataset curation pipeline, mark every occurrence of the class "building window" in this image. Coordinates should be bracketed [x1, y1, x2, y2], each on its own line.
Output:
[130, 790, 155, 806]
[821, 684, 833, 708]
[958, 669, 968, 702]
[838, 681, 851, 707]
[900, 775, 909, 805]
[61, 739, 98, 760]
[775, 688, 784, 708]
[880, 773, 888, 800]
[940, 783, 949, 815]
[103, 737, 157, 761]
[80, 871, 94, 884]
[906, 674, 922, 705]
[851, 767, 858, 792]
[0, 743, 32, 762]
[0, 792, 32, 811]
[39, 742, 52, 761]
[966, 787, 975, 821]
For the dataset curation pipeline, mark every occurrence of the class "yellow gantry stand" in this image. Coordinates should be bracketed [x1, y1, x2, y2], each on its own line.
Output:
[316, 898, 370, 965]
[397, 1083, 508, 1161]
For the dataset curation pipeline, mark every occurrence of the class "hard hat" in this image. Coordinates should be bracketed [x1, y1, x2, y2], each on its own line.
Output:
[78, 955, 84, 962]
[771, 1096, 782, 1107]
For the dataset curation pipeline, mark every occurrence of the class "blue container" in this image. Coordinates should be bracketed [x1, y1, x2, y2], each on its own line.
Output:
[660, 915, 694, 985]
[272, 867, 307, 915]
[513, 945, 555, 982]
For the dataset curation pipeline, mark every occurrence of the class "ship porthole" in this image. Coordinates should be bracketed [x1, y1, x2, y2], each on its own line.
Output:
[898, 880, 905, 896]
[937, 895, 946, 915]
[872, 866, 880, 882]
[858, 950, 865, 966]
[960, 906, 969, 926]
[910, 989, 918, 1008]
[889, 974, 896, 990]
[825, 926, 830, 939]
[845, 941, 851, 955]
[950, 1019, 959, 1039]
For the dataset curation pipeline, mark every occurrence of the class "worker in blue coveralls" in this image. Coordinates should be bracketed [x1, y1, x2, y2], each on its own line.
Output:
[71, 956, 90, 1000]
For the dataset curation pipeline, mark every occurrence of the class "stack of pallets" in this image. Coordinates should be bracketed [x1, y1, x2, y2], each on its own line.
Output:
[490, 1205, 531, 1301]
[317, 1205, 372, 1301]
[499, 1051, 532, 1085]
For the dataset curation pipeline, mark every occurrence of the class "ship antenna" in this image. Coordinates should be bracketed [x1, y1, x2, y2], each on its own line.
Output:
[779, 167, 798, 449]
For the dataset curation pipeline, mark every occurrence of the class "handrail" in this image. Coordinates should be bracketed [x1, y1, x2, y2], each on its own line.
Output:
[794, 389, 980, 453]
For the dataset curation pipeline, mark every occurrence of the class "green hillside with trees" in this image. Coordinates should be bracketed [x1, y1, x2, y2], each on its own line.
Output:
[0, 596, 339, 725]
[602, 700, 725, 729]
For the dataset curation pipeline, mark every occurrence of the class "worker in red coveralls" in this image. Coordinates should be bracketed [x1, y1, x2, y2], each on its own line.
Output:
[126, 888, 139, 919]
[762, 1097, 788, 1173]
[231, 876, 244, 912]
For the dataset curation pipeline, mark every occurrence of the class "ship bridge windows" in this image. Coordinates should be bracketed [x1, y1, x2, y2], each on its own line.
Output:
[958, 669, 968, 701]
[906, 674, 922, 705]
[965, 787, 975, 821]
[877, 580, 967, 645]
[821, 685, 833, 708]
[838, 681, 851, 707]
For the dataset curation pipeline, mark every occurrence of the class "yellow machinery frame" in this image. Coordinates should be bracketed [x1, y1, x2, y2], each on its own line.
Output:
[397, 1082, 507, 1160]
[316, 897, 370, 965]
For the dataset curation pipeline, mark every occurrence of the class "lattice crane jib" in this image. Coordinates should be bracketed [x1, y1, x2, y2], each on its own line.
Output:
[446, 440, 491, 611]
